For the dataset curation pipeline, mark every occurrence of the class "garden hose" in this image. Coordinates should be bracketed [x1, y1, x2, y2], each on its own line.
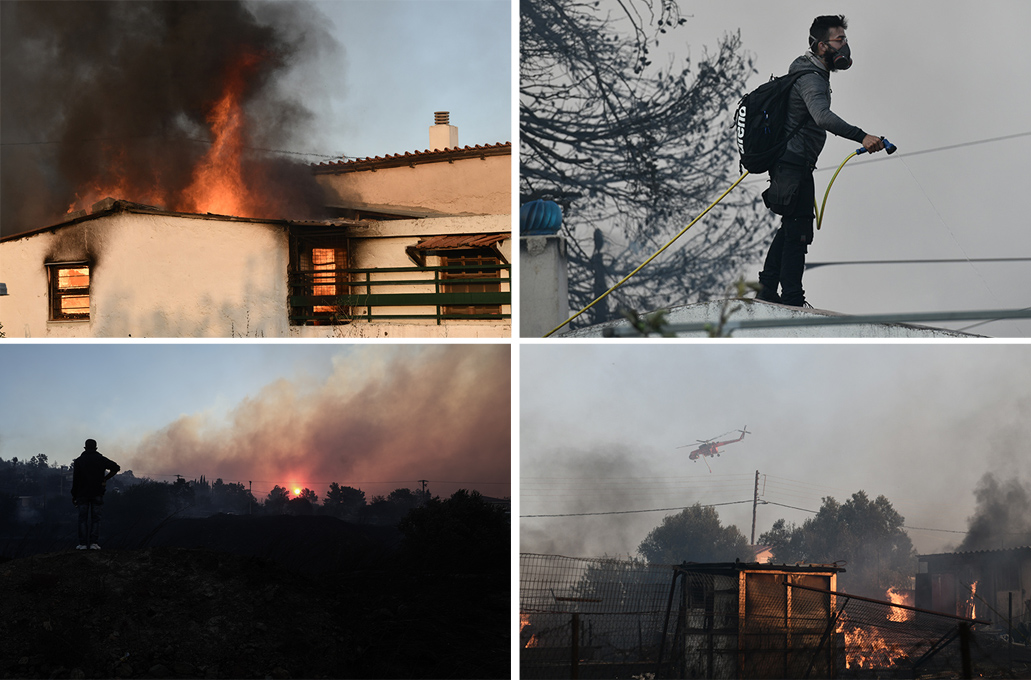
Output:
[542, 138, 895, 337]
[816, 137, 896, 229]
[543, 171, 751, 337]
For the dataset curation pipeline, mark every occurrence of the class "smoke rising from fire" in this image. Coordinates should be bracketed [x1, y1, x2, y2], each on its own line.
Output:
[956, 473, 1031, 552]
[113, 345, 511, 498]
[1, 0, 334, 235]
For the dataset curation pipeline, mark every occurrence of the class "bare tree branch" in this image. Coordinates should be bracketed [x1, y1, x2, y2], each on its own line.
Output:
[521, 0, 777, 326]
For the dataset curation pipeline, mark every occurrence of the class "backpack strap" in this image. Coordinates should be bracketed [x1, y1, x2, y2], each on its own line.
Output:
[780, 69, 828, 159]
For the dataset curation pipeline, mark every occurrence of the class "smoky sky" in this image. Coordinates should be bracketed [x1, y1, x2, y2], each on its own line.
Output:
[107, 344, 511, 498]
[521, 344, 1031, 558]
[955, 473, 1031, 552]
[0, 0, 333, 235]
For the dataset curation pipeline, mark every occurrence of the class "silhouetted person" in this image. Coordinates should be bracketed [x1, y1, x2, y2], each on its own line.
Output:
[70, 438, 120, 550]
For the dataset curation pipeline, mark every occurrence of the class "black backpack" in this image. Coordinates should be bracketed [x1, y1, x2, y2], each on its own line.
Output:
[734, 69, 826, 173]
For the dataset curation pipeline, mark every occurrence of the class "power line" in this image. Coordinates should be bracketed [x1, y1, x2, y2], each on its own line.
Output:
[522, 499, 754, 518]
[742, 130, 1031, 185]
[136, 473, 506, 487]
[806, 258, 1031, 271]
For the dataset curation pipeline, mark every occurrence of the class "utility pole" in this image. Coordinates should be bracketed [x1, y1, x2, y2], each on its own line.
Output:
[418, 479, 428, 504]
[751, 470, 760, 545]
[248, 480, 252, 515]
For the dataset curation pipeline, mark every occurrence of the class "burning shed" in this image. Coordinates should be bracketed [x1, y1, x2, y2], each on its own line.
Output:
[917, 545, 1031, 631]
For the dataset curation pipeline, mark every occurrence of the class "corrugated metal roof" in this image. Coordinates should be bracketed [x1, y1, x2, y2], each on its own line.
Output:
[414, 233, 508, 250]
[919, 545, 1031, 559]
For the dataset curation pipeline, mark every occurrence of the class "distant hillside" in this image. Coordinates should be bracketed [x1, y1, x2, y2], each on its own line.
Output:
[0, 515, 509, 679]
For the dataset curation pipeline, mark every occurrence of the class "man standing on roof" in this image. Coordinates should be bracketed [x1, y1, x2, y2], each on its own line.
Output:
[756, 15, 885, 307]
[71, 438, 120, 550]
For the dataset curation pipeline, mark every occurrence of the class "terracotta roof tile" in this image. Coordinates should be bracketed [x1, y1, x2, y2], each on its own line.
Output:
[312, 142, 511, 174]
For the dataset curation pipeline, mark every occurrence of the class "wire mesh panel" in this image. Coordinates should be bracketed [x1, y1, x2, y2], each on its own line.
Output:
[520, 553, 680, 679]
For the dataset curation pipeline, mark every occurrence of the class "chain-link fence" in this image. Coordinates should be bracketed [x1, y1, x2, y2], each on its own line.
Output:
[520, 553, 678, 679]
[521, 553, 1028, 679]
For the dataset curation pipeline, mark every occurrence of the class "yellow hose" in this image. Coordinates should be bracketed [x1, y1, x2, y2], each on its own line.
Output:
[543, 147, 866, 337]
[815, 150, 859, 230]
[543, 171, 751, 337]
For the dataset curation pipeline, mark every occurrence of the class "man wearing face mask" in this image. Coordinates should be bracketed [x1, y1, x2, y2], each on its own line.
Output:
[757, 14, 886, 307]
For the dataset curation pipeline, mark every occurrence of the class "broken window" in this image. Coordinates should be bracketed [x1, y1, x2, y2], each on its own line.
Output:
[48, 263, 90, 321]
[289, 233, 350, 325]
[440, 249, 503, 317]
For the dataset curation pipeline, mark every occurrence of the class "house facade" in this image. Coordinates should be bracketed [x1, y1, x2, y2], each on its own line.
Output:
[0, 198, 510, 338]
[0, 117, 512, 338]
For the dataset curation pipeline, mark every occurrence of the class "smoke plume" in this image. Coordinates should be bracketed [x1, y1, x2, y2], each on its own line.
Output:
[1, 0, 333, 236]
[113, 345, 511, 500]
[957, 473, 1031, 551]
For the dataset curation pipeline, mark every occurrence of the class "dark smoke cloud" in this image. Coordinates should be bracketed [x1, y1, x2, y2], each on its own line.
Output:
[957, 473, 1031, 552]
[114, 345, 511, 499]
[1, 0, 334, 235]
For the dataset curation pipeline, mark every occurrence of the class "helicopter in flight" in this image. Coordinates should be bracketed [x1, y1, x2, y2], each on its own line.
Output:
[677, 426, 750, 470]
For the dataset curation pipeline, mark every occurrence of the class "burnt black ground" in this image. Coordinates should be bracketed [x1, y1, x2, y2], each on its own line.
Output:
[0, 515, 509, 679]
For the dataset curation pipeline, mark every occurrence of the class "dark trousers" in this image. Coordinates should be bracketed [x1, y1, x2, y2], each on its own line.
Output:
[759, 161, 816, 306]
[77, 498, 103, 545]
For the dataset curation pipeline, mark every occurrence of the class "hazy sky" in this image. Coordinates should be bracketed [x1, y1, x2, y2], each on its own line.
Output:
[0, 343, 511, 501]
[292, 0, 512, 159]
[545, 0, 1031, 337]
[520, 343, 1031, 558]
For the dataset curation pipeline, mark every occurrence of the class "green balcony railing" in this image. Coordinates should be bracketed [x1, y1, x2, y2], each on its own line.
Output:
[289, 262, 511, 325]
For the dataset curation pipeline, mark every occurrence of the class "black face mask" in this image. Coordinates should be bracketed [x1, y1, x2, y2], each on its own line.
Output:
[824, 41, 852, 71]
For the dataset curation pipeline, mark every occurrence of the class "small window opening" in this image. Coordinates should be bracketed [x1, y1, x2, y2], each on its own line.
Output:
[48, 263, 91, 321]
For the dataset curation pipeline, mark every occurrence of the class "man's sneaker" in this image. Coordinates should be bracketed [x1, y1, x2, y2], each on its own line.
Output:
[756, 287, 781, 304]
[76, 544, 88, 550]
[89, 544, 101, 550]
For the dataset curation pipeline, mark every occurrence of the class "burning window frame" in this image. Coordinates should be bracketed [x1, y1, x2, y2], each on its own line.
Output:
[289, 233, 351, 326]
[47, 262, 91, 321]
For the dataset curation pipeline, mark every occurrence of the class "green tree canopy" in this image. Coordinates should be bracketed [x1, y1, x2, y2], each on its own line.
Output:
[638, 503, 751, 564]
[759, 491, 917, 597]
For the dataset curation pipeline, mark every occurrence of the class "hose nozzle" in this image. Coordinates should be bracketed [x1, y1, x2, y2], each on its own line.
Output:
[857, 137, 897, 155]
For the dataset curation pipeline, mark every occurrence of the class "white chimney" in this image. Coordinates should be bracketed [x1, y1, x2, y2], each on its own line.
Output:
[429, 111, 459, 151]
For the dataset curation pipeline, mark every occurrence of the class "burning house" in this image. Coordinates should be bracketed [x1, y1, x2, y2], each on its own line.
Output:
[0, 2, 510, 338]
[0, 121, 511, 338]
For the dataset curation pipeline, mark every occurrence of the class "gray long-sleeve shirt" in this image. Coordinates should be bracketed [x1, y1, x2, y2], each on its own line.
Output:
[783, 51, 867, 166]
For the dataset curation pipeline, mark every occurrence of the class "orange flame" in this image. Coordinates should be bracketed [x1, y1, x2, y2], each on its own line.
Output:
[520, 612, 539, 648]
[836, 612, 909, 670]
[965, 581, 978, 620]
[66, 50, 272, 218]
[886, 587, 914, 623]
[179, 51, 264, 217]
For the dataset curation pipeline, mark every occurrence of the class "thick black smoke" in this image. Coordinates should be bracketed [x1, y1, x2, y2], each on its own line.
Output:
[957, 473, 1031, 551]
[0, 0, 333, 236]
